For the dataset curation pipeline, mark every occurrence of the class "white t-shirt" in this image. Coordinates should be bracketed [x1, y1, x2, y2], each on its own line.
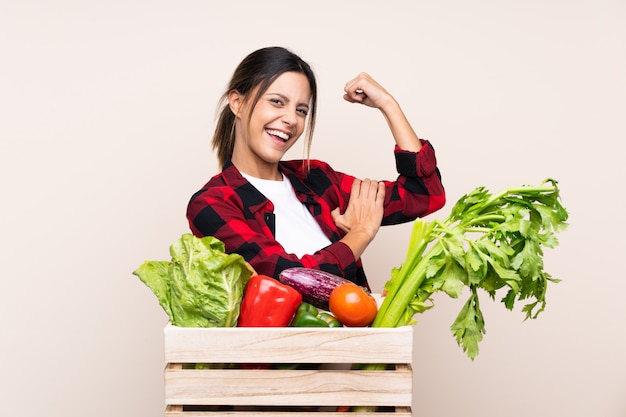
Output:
[242, 173, 332, 257]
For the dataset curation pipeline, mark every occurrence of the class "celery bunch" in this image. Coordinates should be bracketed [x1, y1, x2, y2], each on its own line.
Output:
[373, 178, 569, 360]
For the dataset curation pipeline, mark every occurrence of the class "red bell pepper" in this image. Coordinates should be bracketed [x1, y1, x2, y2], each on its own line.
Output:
[238, 274, 302, 327]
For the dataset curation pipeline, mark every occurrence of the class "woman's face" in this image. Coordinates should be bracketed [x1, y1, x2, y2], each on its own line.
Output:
[230, 71, 311, 179]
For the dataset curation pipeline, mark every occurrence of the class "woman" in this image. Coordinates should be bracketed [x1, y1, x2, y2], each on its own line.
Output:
[187, 46, 445, 288]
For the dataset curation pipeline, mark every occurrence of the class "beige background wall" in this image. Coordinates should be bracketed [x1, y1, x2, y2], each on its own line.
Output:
[2, 1, 625, 416]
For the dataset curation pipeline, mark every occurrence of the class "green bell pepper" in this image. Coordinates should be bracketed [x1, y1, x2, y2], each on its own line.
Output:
[291, 302, 343, 327]
[318, 311, 343, 327]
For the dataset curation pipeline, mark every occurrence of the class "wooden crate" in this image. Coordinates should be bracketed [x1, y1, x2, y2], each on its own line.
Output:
[164, 324, 413, 416]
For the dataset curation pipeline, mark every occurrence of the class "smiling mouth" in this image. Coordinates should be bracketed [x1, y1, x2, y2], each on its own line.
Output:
[266, 129, 291, 142]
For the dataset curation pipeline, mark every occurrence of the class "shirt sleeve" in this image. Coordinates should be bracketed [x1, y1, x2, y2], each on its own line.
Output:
[381, 140, 446, 223]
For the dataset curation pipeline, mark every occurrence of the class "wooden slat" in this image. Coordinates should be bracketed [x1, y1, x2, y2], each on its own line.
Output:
[164, 325, 413, 364]
[165, 367, 412, 407]
[164, 406, 411, 416]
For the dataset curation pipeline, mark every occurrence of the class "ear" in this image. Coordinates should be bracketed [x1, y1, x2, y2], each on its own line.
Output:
[227, 90, 244, 118]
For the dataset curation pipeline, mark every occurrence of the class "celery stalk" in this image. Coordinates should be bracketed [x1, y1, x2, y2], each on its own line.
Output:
[372, 178, 569, 360]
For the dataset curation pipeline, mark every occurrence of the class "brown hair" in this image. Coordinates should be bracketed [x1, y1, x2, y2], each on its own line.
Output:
[212, 46, 318, 168]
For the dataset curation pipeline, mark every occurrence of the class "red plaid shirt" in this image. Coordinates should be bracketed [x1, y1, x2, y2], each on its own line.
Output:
[187, 140, 445, 287]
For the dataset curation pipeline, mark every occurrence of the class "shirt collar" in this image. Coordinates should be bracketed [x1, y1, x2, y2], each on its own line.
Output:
[220, 159, 317, 213]
[220, 159, 270, 214]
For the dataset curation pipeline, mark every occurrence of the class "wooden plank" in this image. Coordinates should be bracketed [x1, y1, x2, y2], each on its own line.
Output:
[165, 368, 412, 407]
[164, 325, 413, 364]
[164, 407, 411, 416]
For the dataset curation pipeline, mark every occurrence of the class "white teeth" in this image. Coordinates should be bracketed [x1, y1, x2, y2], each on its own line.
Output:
[266, 129, 290, 141]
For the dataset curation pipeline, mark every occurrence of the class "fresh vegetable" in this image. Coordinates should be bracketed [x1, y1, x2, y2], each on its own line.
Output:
[291, 302, 343, 327]
[292, 303, 328, 327]
[133, 234, 252, 327]
[329, 283, 378, 327]
[318, 312, 343, 327]
[238, 275, 302, 327]
[244, 261, 257, 276]
[279, 267, 357, 311]
[373, 178, 569, 359]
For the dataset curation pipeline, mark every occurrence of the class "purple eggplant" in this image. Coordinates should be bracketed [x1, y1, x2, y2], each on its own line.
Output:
[278, 267, 353, 311]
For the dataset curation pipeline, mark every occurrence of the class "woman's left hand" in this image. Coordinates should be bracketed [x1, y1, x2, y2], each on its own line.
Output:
[331, 178, 385, 237]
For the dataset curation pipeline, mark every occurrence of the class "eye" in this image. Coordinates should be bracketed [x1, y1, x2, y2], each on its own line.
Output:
[297, 107, 309, 116]
[269, 98, 283, 106]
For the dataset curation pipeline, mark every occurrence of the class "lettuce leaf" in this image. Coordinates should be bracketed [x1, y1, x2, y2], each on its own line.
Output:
[133, 234, 252, 327]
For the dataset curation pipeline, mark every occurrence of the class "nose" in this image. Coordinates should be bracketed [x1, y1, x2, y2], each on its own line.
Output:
[281, 106, 297, 126]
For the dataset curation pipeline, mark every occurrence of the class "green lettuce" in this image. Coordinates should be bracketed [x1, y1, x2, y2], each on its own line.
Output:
[133, 234, 252, 327]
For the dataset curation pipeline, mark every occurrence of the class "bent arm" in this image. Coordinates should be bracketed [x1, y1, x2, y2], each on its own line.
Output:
[379, 98, 422, 152]
[344, 72, 422, 152]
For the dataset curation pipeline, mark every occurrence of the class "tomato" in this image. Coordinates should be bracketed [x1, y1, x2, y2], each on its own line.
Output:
[328, 283, 378, 327]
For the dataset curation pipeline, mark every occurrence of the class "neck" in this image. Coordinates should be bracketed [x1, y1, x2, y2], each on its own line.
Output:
[231, 156, 282, 180]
